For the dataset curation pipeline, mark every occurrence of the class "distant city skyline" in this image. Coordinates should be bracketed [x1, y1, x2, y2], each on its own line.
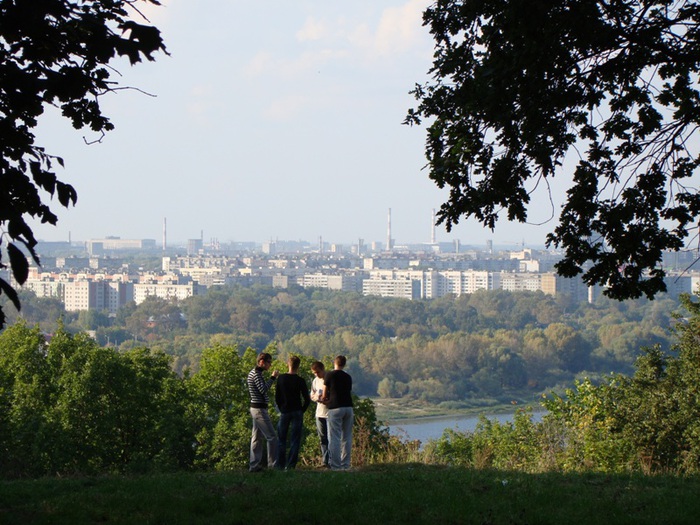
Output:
[28, 1, 564, 249]
[34, 212, 543, 251]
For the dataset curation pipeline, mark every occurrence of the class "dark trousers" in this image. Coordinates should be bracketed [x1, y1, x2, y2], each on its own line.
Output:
[316, 417, 329, 466]
[277, 410, 303, 469]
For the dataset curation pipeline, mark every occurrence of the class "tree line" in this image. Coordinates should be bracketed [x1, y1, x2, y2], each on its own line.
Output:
[2, 285, 680, 405]
[427, 293, 700, 475]
[0, 322, 391, 478]
[3, 292, 700, 478]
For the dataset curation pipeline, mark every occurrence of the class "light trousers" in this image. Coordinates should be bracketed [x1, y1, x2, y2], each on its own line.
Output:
[327, 406, 353, 470]
[249, 407, 278, 471]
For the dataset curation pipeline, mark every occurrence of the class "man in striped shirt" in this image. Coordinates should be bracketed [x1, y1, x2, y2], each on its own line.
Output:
[247, 352, 279, 472]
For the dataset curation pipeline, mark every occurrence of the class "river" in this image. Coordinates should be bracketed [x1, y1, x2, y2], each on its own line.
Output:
[387, 411, 544, 444]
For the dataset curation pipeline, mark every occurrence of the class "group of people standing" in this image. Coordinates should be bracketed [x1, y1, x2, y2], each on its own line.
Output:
[246, 352, 353, 472]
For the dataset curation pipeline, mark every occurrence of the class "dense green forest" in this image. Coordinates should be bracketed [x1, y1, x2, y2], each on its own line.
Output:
[429, 293, 700, 474]
[1, 285, 680, 407]
[2, 293, 700, 478]
[0, 322, 386, 477]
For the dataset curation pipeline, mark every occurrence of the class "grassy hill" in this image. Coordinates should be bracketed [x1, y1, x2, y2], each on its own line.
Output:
[2, 464, 699, 524]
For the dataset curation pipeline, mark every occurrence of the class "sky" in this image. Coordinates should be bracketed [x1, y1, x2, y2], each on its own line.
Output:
[31, 0, 563, 248]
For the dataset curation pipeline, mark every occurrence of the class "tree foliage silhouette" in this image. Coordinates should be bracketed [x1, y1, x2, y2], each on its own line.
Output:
[0, 0, 166, 325]
[407, 0, 700, 300]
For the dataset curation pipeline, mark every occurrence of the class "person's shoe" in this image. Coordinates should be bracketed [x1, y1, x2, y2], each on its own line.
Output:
[249, 466, 264, 473]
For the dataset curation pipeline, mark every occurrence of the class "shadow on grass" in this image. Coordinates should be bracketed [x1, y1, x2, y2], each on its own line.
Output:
[1, 464, 698, 524]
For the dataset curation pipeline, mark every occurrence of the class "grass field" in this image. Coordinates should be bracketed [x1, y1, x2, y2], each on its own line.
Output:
[1, 464, 698, 525]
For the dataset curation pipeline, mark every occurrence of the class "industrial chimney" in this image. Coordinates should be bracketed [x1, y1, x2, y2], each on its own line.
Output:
[386, 208, 392, 251]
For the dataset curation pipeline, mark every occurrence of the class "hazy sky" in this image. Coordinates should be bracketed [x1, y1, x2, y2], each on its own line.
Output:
[31, 0, 562, 248]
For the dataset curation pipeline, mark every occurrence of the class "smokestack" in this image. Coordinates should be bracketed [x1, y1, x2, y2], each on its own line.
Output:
[386, 208, 392, 251]
[431, 208, 436, 244]
[163, 217, 167, 251]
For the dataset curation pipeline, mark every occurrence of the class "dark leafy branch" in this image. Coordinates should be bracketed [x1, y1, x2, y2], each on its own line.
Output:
[407, 0, 700, 300]
[0, 0, 167, 326]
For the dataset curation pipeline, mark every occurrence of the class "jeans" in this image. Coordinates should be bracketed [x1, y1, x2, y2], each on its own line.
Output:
[249, 407, 278, 471]
[327, 406, 353, 470]
[316, 417, 329, 467]
[277, 410, 303, 469]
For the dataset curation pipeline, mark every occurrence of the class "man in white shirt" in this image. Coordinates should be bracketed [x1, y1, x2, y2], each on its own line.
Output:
[310, 361, 329, 468]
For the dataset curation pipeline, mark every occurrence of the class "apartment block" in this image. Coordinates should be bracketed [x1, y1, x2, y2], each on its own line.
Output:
[132, 282, 199, 303]
[87, 238, 156, 255]
[500, 272, 551, 293]
[437, 270, 498, 296]
[22, 280, 63, 299]
[365, 269, 499, 299]
[296, 273, 363, 292]
[664, 274, 693, 297]
[362, 277, 422, 300]
[63, 280, 133, 313]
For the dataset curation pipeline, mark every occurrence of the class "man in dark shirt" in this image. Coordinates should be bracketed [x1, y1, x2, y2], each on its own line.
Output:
[323, 355, 353, 471]
[275, 355, 311, 470]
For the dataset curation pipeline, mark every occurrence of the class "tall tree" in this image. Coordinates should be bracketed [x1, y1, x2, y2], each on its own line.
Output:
[0, 0, 166, 325]
[407, 0, 700, 300]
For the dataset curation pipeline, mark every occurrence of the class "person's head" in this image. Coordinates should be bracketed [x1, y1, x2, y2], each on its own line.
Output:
[257, 352, 273, 370]
[311, 360, 325, 378]
[288, 355, 300, 373]
[334, 355, 347, 370]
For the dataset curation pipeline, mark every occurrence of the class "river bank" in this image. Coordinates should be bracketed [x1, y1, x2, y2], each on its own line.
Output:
[372, 396, 544, 424]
